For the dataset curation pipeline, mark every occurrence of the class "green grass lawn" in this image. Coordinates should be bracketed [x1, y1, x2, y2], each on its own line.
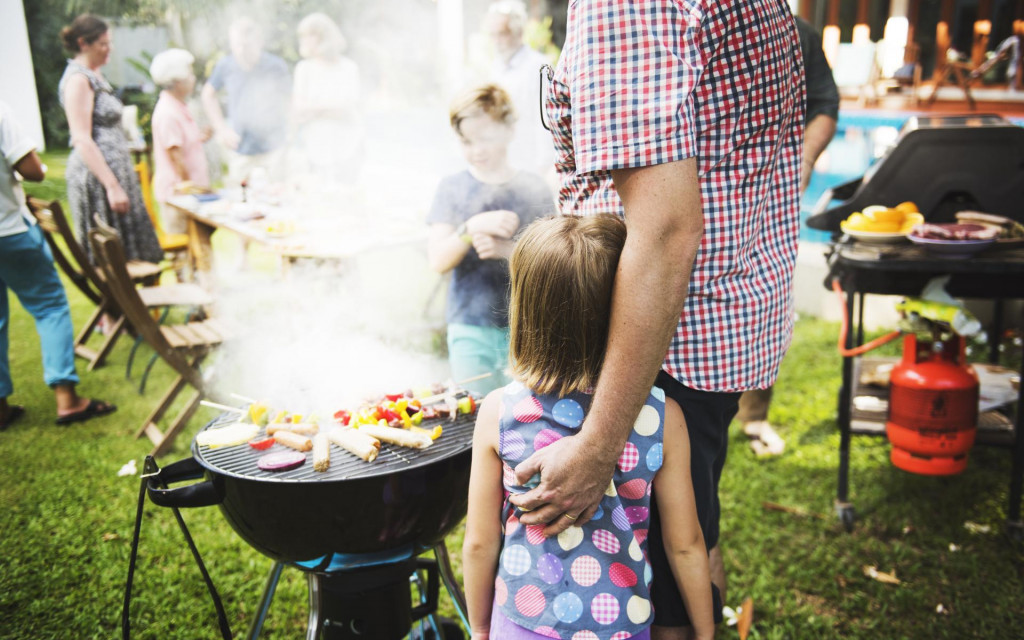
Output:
[1, 151, 1023, 639]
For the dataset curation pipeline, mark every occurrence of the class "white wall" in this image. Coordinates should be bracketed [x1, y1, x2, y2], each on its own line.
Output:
[1, 0, 45, 150]
[107, 23, 170, 88]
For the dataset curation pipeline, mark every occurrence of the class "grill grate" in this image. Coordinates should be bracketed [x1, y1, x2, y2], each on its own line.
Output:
[193, 410, 477, 482]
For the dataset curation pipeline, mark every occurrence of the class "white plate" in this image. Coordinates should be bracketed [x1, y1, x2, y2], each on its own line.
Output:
[840, 224, 909, 244]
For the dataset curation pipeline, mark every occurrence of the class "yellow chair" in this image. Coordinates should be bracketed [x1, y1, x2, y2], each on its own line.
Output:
[134, 158, 190, 270]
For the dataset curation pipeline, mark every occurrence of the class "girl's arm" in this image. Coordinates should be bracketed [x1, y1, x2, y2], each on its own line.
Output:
[654, 397, 715, 640]
[462, 389, 506, 639]
[63, 73, 129, 214]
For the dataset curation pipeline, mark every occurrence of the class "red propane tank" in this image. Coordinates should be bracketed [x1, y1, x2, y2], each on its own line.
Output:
[885, 333, 979, 476]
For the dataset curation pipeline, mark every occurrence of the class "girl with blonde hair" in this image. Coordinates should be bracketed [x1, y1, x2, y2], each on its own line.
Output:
[463, 215, 715, 640]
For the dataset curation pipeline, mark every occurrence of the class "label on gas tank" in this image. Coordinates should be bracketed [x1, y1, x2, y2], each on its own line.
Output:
[888, 386, 978, 432]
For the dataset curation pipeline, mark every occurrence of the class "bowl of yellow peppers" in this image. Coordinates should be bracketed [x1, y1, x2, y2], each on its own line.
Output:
[840, 202, 924, 243]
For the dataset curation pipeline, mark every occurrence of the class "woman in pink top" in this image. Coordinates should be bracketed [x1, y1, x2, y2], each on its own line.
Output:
[149, 48, 210, 234]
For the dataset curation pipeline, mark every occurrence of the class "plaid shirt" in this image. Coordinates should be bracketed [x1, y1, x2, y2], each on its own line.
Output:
[546, 0, 805, 392]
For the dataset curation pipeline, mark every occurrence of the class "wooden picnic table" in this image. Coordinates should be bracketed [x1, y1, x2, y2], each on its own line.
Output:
[166, 194, 427, 278]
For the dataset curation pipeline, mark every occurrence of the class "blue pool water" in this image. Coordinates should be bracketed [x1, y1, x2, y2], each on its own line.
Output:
[799, 112, 1024, 243]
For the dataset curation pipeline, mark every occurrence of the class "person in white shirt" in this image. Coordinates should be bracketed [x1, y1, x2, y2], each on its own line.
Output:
[483, 1, 556, 185]
[291, 12, 364, 183]
[0, 101, 115, 429]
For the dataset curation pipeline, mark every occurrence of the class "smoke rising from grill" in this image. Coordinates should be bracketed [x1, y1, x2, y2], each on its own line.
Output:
[209, 258, 450, 419]
[179, 1, 523, 416]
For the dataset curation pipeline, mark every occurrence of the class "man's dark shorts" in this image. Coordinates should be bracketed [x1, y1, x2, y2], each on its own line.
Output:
[648, 370, 741, 627]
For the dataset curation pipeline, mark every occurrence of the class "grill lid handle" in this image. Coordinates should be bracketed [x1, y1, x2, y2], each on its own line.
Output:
[146, 457, 223, 508]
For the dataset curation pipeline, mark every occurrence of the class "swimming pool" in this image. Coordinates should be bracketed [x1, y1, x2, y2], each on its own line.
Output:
[800, 111, 1024, 243]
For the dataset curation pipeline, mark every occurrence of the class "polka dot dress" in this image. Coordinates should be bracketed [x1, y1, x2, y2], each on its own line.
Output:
[496, 385, 665, 639]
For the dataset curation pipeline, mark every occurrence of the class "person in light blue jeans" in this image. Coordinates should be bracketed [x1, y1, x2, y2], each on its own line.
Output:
[426, 84, 552, 396]
[0, 100, 115, 428]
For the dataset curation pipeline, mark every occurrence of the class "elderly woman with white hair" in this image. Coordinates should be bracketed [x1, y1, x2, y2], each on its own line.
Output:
[291, 12, 363, 183]
[149, 48, 210, 233]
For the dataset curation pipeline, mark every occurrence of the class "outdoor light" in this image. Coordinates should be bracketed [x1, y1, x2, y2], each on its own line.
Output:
[882, 16, 909, 77]
[852, 23, 871, 46]
[822, 24, 840, 67]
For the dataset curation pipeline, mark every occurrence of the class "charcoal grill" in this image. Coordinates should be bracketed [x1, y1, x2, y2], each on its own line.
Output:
[132, 408, 477, 640]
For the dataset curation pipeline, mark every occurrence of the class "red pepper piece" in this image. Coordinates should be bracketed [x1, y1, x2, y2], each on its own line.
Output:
[381, 408, 401, 422]
[248, 436, 275, 451]
[333, 409, 352, 425]
[385, 393, 404, 402]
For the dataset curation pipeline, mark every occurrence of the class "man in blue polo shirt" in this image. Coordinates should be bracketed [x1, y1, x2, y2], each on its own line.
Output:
[201, 17, 290, 186]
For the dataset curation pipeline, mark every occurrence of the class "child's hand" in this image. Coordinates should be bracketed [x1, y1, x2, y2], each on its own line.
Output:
[468, 210, 520, 238]
[471, 234, 513, 260]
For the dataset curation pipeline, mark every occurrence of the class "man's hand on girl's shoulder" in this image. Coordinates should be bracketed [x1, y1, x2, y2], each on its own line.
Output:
[509, 431, 618, 537]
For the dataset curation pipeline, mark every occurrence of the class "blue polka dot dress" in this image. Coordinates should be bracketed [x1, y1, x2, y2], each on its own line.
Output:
[494, 381, 666, 639]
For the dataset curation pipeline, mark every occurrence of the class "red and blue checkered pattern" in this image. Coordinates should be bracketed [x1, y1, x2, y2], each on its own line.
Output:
[546, 0, 805, 392]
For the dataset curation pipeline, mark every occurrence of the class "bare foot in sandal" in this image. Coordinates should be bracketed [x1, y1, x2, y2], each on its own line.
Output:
[56, 398, 117, 425]
[54, 383, 116, 425]
[0, 400, 26, 431]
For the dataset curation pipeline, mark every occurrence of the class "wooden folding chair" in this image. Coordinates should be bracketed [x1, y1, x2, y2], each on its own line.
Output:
[26, 197, 162, 370]
[89, 222, 232, 457]
[26, 197, 213, 373]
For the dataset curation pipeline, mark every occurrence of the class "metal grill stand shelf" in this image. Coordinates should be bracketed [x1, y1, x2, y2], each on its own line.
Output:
[826, 242, 1024, 535]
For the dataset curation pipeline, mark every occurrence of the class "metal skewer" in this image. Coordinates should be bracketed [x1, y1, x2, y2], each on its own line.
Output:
[230, 392, 258, 404]
[417, 373, 492, 405]
[201, 400, 246, 414]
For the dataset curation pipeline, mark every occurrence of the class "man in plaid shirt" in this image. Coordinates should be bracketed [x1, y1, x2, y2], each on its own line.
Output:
[510, 1, 804, 634]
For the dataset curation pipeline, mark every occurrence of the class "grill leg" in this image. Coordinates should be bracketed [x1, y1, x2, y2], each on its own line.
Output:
[434, 544, 470, 631]
[246, 561, 285, 640]
[306, 572, 324, 640]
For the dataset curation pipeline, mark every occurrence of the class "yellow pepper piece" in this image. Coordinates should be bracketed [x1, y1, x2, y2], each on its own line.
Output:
[411, 424, 443, 440]
[291, 413, 303, 424]
[396, 399, 408, 413]
[270, 410, 287, 424]
[400, 411, 412, 429]
[248, 402, 268, 425]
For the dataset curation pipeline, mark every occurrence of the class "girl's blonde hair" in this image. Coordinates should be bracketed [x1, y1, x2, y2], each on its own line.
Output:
[449, 84, 516, 137]
[298, 12, 347, 59]
[509, 214, 627, 397]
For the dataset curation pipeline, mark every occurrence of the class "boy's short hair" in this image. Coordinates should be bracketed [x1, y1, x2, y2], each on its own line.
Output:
[449, 84, 516, 137]
[509, 214, 627, 397]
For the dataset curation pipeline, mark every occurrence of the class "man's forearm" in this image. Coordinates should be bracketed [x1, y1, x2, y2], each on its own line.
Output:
[584, 160, 704, 460]
[803, 114, 837, 167]
[200, 85, 228, 132]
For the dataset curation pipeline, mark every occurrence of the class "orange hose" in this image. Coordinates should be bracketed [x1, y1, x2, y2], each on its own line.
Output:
[831, 279, 902, 357]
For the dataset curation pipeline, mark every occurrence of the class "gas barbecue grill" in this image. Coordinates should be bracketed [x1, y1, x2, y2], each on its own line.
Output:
[130, 408, 477, 640]
[806, 114, 1024, 234]
[802, 113, 1024, 533]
